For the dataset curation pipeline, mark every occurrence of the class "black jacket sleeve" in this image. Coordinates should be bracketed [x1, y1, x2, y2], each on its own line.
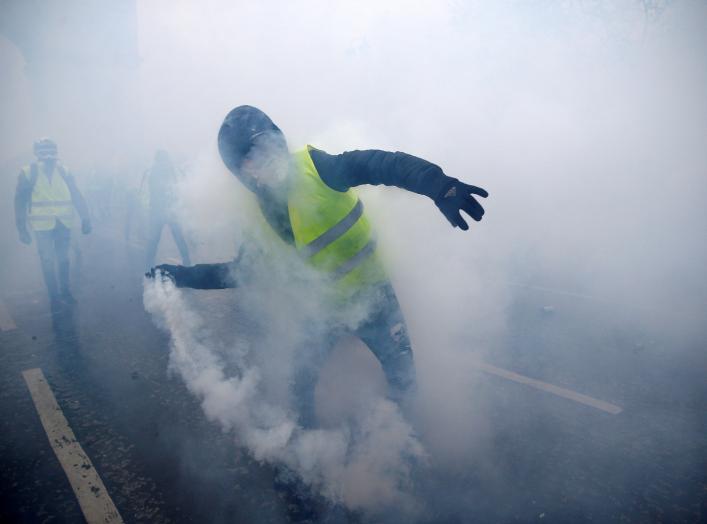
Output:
[309, 148, 457, 201]
[169, 262, 237, 289]
[14, 171, 31, 234]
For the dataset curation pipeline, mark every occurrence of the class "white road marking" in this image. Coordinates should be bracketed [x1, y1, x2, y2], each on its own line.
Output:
[22, 368, 124, 523]
[474, 361, 623, 415]
[0, 300, 18, 331]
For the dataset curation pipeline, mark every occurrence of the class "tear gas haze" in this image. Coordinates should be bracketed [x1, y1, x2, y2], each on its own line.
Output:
[1, 1, 705, 522]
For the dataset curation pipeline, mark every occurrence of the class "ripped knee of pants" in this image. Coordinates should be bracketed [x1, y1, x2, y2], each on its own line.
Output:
[389, 322, 406, 343]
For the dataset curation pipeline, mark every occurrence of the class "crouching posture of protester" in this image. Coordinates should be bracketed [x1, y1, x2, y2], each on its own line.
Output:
[148, 106, 488, 427]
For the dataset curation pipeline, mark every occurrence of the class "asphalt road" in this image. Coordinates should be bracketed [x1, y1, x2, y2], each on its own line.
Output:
[0, 224, 705, 523]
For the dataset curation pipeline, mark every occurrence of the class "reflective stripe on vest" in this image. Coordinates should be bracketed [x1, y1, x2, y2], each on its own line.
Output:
[25, 163, 75, 231]
[29, 214, 75, 220]
[30, 200, 73, 207]
[299, 199, 364, 258]
[331, 238, 378, 280]
[288, 146, 387, 290]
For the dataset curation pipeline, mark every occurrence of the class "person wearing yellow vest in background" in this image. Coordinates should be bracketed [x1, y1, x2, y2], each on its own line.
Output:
[147, 106, 488, 427]
[14, 138, 92, 311]
[141, 149, 192, 271]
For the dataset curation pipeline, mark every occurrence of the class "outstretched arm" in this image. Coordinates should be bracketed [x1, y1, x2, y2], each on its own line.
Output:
[148, 262, 237, 289]
[309, 148, 488, 230]
[14, 172, 32, 243]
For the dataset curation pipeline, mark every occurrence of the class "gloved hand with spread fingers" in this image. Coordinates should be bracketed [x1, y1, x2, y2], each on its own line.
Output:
[145, 264, 180, 283]
[435, 180, 489, 230]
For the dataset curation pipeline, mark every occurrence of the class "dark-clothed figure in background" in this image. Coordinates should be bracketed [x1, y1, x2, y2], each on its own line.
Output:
[149, 106, 488, 427]
[14, 138, 92, 310]
[142, 150, 192, 270]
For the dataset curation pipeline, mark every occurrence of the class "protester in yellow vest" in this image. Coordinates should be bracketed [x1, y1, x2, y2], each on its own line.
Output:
[147, 106, 488, 427]
[14, 138, 92, 310]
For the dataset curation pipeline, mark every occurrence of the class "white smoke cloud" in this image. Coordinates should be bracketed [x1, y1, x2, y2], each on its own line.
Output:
[142, 222, 427, 514]
[136, 4, 707, 515]
[3, 0, 706, 520]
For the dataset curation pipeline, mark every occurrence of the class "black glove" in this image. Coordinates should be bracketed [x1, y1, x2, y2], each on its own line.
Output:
[19, 229, 32, 245]
[435, 180, 488, 230]
[145, 264, 180, 284]
[81, 219, 92, 235]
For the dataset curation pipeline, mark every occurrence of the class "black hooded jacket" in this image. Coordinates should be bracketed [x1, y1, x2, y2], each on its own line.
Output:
[166, 147, 456, 289]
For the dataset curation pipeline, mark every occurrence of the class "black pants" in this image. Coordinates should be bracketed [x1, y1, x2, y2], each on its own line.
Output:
[35, 222, 71, 301]
[145, 214, 191, 269]
[292, 281, 416, 427]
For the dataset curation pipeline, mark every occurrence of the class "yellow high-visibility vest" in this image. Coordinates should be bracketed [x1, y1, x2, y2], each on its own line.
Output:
[288, 146, 388, 295]
[23, 163, 75, 232]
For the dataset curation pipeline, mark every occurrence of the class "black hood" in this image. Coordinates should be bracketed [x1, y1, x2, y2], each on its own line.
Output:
[217, 106, 287, 191]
